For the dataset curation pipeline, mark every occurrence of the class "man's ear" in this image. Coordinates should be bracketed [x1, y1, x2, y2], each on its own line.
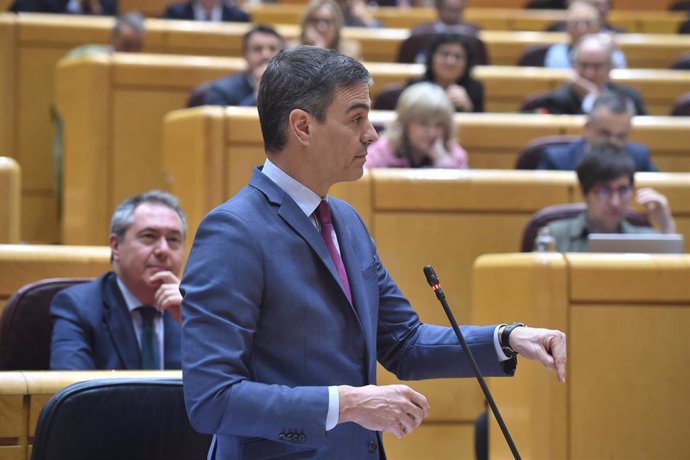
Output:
[109, 234, 120, 262]
[289, 109, 312, 146]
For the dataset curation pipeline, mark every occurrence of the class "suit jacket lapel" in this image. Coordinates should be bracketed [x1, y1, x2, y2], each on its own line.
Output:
[250, 170, 352, 304]
[102, 273, 142, 369]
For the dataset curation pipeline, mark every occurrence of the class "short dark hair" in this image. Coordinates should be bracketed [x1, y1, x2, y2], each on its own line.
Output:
[589, 90, 635, 119]
[257, 46, 372, 153]
[110, 190, 187, 240]
[576, 143, 636, 194]
[423, 32, 475, 85]
[242, 24, 284, 54]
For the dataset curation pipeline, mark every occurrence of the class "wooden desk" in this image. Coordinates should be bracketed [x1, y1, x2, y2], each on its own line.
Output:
[0, 157, 20, 244]
[472, 252, 690, 460]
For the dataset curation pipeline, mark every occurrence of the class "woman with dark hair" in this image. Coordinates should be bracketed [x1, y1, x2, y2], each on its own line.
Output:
[408, 32, 484, 112]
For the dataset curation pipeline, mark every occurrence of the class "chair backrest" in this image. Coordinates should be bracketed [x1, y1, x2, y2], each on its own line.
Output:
[186, 81, 213, 108]
[0, 278, 90, 370]
[516, 44, 550, 67]
[521, 203, 651, 252]
[525, 0, 567, 9]
[670, 92, 690, 116]
[515, 134, 579, 169]
[669, 0, 690, 11]
[31, 378, 212, 460]
[397, 32, 489, 66]
[670, 51, 690, 69]
[373, 83, 405, 111]
[519, 90, 553, 113]
[678, 18, 690, 34]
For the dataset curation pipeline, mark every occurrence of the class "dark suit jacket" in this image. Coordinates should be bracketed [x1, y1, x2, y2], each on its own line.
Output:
[50, 272, 181, 370]
[539, 82, 648, 115]
[181, 168, 513, 459]
[537, 139, 658, 172]
[407, 76, 485, 112]
[204, 72, 256, 107]
[10, 0, 116, 14]
[162, 1, 249, 22]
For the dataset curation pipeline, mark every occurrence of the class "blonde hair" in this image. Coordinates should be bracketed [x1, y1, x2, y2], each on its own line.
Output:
[299, 0, 344, 51]
[385, 82, 457, 155]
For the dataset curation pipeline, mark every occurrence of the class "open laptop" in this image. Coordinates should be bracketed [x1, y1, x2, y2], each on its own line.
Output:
[587, 233, 685, 254]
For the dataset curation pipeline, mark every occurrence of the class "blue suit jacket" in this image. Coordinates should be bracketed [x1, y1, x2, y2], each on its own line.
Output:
[181, 168, 513, 459]
[162, 1, 249, 22]
[537, 139, 658, 172]
[204, 72, 256, 107]
[50, 272, 181, 370]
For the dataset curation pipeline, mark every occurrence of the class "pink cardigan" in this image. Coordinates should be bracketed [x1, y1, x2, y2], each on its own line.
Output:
[364, 137, 469, 169]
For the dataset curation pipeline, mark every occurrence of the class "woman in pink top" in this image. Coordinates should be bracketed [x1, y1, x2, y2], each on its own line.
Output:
[365, 82, 469, 169]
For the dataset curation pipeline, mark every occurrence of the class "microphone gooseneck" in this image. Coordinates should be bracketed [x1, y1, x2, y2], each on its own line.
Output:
[422, 264, 521, 460]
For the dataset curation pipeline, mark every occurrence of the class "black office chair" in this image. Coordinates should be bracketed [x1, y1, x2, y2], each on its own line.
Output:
[520, 203, 651, 252]
[0, 278, 90, 370]
[670, 92, 690, 116]
[516, 44, 550, 67]
[373, 83, 405, 110]
[397, 32, 489, 66]
[31, 378, 212, 460]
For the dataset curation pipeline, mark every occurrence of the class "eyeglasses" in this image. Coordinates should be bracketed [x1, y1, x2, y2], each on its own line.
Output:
[593, 184, 633, 201]
[306, 17, 335, 27]
[434, 51, 466, 62]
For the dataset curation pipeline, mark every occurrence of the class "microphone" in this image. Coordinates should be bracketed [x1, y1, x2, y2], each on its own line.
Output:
[423, 264, 521, 460]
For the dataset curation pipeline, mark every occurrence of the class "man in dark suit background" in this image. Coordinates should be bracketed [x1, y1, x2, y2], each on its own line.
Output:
[536, 33, 647, 115]
[181, 46, 567, 459]
[538, 91, 657, 172]
[162, 0, 249, 22]
[411, 0, 479, 36]
[50, 190, 186, 370]
[202, 25, 284, 107]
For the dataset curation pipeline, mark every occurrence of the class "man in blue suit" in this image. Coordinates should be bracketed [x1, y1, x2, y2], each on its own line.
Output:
[538, 90, 657, 172]
[181, 46, 567, 459]
[50, 190, 186, 370]
[202, 25, 284, 107]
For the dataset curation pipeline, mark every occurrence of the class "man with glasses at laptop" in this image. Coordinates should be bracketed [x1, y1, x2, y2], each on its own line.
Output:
[543, 144, 676, 252]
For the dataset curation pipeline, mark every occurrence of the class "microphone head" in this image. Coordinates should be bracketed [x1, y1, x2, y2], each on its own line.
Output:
[423, 265, 439, 286]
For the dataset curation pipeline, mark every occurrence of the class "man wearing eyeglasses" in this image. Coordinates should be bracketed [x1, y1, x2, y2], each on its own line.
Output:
[544, 144, 675, 252]
[537, 91, 657, 172]
[535, 33, 647, 115]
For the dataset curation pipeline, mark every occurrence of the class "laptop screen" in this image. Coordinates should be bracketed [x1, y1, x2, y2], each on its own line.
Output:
[587, 233, 685, 254]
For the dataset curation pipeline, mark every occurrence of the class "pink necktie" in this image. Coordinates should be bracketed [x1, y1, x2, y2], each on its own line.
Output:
[316, 200, 352, 303]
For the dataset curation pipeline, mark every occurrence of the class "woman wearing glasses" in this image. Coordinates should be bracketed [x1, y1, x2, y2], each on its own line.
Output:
[407, 32, 484, 112]
[298, 0, 361, 59]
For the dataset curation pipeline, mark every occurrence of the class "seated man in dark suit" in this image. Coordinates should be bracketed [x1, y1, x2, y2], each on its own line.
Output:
[10, 0, 116, 14]
[50, 190, 186, 370]
[162, 0, 248, 22]
[411, 0, 479, 36]
[537, 33, 647, 115]
[545, 145, 675, 252]
[203, 25, 284, 107]
[538, 91, 657, 172]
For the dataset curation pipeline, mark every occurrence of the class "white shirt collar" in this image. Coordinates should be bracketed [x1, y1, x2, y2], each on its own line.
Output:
[261, 158, 325, 218]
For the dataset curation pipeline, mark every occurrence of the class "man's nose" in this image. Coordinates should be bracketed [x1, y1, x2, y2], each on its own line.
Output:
[363, 120, 378, 144]
[153, 236, 170, 253]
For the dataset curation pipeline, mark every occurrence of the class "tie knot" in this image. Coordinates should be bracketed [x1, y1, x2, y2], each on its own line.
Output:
[137, 306, 157, 326]
[316, 200, 332, 226]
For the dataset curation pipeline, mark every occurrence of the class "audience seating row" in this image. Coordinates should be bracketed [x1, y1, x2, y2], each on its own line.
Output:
[244, 5, 687, 34]
[473, 252, 690, 460]
[55, 55, 690, 246]
[4, 13, 690, 241]
[0, 157, 20, 243]
[0, 370, 180, 460]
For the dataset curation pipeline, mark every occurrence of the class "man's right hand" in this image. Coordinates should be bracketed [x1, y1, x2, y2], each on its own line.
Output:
[337, 384, 429, 438]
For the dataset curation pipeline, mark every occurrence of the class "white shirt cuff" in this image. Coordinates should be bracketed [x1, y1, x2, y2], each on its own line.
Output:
[325, 385, 339, 431]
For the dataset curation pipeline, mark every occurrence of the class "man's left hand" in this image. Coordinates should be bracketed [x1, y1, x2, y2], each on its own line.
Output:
[150, 271, 182, 324]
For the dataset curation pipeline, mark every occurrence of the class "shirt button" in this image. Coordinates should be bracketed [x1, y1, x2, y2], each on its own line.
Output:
[368, 441, 377, 453]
